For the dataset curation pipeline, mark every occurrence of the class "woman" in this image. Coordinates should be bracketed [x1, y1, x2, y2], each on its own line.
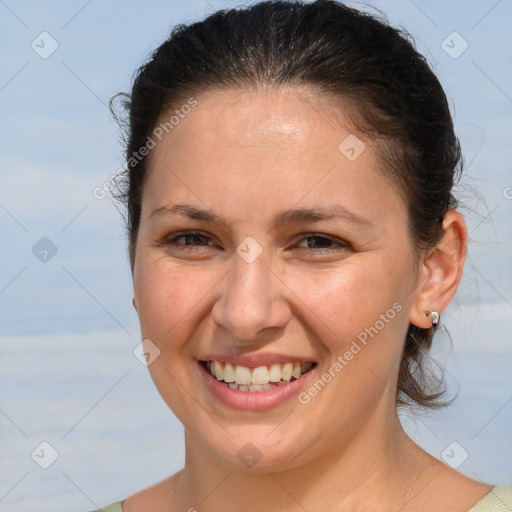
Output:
[93, 1, 512, 510]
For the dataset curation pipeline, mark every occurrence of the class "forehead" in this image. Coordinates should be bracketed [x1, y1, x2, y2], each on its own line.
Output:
[162, 86, 359, 147]
[142, 86, 405, 228]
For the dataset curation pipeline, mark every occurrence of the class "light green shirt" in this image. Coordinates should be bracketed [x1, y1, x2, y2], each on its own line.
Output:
[90, 501, 124, 512]
[91, 486, 512, 511]
[467, 486, 512, 511]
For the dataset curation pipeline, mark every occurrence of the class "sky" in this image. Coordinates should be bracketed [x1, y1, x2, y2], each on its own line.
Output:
[0, 0, 511, 510]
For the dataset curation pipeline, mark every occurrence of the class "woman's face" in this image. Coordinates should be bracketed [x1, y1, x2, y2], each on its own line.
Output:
[133, 87, 420, 470]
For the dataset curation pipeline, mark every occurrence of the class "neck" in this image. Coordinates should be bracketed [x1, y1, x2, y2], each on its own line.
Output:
[171, 405, 428, 511]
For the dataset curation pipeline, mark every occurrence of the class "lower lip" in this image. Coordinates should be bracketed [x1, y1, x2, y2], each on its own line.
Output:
[198, 361, 315, 411]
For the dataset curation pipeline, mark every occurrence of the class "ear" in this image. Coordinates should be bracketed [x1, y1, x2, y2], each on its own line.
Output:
[409, 209, 468, 328]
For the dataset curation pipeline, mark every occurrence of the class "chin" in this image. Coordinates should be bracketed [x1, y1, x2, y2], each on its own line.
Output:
[197, 424, 315, 472]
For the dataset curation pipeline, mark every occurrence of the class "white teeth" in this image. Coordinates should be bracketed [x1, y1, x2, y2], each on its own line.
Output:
[268, 363, 282, 382]
[214, 360, 224, 380]
[234, 365, 252, 385]
[251, 366, 270, 385]
[281, 362, 293, 381]
[204, 360, 314, 391]
[223, 362, 235, 383]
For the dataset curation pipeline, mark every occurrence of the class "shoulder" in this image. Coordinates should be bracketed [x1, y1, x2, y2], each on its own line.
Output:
[406, 453, 502, 511]
[120, 472, 181, 512]
[86, 472, 180, 512]
[467, 486, 512, 512]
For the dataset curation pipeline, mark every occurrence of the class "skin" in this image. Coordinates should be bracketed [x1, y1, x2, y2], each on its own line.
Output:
[125, 86, 490, 511]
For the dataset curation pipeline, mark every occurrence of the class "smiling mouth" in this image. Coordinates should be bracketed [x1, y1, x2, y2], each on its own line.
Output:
[200, 360, 316, 392]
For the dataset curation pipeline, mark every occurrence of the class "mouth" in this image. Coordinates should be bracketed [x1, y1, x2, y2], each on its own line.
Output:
[199, 360, 316, 392]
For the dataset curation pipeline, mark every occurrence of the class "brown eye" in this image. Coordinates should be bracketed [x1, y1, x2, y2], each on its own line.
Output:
[165, 231, 215, 250]
[295, 234, 349, 253]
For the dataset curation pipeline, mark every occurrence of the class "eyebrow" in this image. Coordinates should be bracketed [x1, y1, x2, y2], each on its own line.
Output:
[149, 203, 374, 230]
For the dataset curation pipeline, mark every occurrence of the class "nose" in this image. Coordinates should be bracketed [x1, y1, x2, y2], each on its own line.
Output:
[210, 252, 291, 344]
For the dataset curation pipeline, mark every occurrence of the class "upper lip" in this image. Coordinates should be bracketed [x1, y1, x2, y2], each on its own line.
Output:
[197, 353, 316, 368]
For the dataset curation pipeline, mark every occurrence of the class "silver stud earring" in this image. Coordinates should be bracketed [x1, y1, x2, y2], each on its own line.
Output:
[430, 310, 440, 325]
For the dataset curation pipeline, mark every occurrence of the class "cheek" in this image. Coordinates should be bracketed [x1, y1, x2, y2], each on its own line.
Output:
[133, 259, 218, 416]
[289, 258, 404, 341]
[291, 263, 408, 413]
[289, 257, 410, 402]
[133, 256, 221, 348]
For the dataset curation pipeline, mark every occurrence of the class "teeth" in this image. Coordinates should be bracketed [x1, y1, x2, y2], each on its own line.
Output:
[268, 363, 282, 382]
[251, 366, 270, 385]
[214, 360, 224, 380]
[301, 362, 312, 373]
[234, 365, 252, 385]
[204, 360, 314, 391]
[223, 362, 235, 383]
[281, 362, 293, 381]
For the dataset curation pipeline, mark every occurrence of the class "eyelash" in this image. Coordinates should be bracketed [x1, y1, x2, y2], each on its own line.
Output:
[163, 231, 349, 254]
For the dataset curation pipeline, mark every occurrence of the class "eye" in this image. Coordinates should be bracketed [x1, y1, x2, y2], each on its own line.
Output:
[294, 233, 349, 253]
[160, 231, 350, 255]
[164, 231, 216, 251]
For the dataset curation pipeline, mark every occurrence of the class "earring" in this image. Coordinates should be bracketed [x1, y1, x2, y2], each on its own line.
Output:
[132, 297, 137, 310]
[425, 310, 440, 325]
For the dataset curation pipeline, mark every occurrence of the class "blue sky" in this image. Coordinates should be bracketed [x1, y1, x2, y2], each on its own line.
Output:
[1, 0, 511, 336]
[0, 1, 511, 509]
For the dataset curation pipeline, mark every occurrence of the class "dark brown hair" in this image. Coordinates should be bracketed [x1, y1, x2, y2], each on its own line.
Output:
[111, 0, 462, 409]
